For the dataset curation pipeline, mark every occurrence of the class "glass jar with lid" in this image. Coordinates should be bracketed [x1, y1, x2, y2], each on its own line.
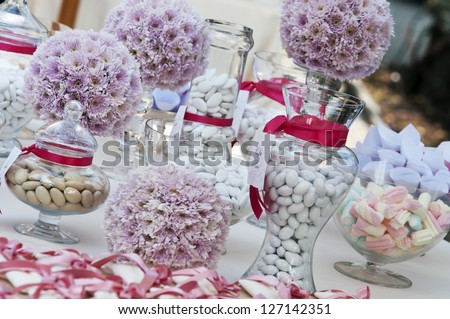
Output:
[5, 100, 110, 244]
[0, 0, 48, 156]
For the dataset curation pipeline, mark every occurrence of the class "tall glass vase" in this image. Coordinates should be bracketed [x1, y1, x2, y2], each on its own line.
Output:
[243, 83, 365, 292]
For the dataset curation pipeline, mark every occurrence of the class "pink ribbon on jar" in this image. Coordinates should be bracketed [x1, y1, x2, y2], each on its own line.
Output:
[183, 111, 233, 127]
[241, 77, 296, 105]
[0, 36, 37, 55]
[21, 143, 94, 167]
[249, 115, 349, 219]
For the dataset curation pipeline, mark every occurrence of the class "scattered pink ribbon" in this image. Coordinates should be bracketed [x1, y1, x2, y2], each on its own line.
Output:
[0, 237, 369, 299]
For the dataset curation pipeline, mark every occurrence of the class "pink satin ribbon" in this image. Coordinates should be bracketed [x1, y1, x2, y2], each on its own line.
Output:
[250, 115, 349, 219]
[445, 161, 450, 170]
[0, 236, 370, 299]
[241, 78, 296, 105]
[0, 36, 37, 55]
[21, 144, 93, 167]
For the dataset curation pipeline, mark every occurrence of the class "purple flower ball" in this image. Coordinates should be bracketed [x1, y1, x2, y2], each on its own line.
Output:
[103, 0, 210, 91]
[24, 29, 143, 137]
[103, 164, 230, 270]
[280, 0, 394, 81]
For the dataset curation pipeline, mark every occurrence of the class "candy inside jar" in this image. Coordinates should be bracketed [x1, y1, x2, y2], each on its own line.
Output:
[0, 0, 48, 156]
[333, 172, 450, 288]
[5, 100, 110, 244]
[243, 83, 365, 292]
[178, 20, 254, 159]
[0, 51, 35, 156]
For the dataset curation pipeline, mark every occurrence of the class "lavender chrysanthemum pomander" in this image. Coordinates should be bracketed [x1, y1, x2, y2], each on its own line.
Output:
[104, 164, 230, 270]
[280, 0, 394, 81]
[103, 0, 210, 91]
[24, 29, 143, 137]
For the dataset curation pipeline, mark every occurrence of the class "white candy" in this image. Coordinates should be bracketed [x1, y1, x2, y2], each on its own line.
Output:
[253, 155, 352, 287]
[263, 254, 278, 265]
[277, 185, 293, 196]
[273, 172, 286, 188]
[285, 172, 299, 188]
[269, 235, 282, 248]
[261, 265, 279, 276]
[282, 239, 300, 253]
[189, 71, 237, 120]
[279, 225, 295, 240]
[200, 126, 218, 140]
[197, 80, 213, 93]
[294, 181, 310, 195]
[275, 259, 291, 272]
[0, 65, 33, 135]
[285, 252, 302, 266]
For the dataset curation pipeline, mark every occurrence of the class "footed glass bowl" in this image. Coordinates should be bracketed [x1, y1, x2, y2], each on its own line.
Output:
[333, 174, 450, 288]
[4, 101, 110, 244]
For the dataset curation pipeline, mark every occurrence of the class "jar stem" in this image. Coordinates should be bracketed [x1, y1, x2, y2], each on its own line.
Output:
[14, 211, 80, 244]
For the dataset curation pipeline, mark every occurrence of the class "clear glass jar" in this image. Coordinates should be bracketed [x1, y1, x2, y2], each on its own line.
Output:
[243, 83, 365, 292]
[181, 19, 254, 158]
[0, 0, 48, 156]
[5, 101, 110, 244]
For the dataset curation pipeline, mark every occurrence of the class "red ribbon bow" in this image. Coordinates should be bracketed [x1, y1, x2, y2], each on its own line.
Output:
[249, 115, 349, 219]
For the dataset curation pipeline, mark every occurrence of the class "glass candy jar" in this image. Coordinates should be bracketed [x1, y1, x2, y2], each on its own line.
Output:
[180, 20, 253, 159]
[0, 0, 48, 156]
[243, 83, 365, 292]
[5, 101, 110, 244]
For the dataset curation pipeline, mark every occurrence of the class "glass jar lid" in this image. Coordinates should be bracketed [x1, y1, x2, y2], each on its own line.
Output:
[34, 100, 97, 163]
[0, 0, 48, 54]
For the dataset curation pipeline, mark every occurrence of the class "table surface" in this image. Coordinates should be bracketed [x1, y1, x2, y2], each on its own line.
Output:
[1, 142, 450, 299]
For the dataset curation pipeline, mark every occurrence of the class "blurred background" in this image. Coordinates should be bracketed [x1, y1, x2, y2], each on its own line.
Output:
[3, 0, 446, 146]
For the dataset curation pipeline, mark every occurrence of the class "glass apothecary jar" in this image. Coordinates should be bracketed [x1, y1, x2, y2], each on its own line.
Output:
[180, 19, 254, 159]
[5, 101, 110, 244]
[243, 83, 365, 292]
[0, 0, 48, 156]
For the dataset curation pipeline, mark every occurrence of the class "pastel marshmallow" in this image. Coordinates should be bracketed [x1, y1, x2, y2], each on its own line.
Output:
[383, 186, 408, 204]
[395, 236, 412, 250]
[355, 200, 384, 225]
[365, 234, 396, 252]
[423, 211, 443, 236]
[389, 210, 411, 230]
[355, 217, 386, 237]
[437, 213, 450, 228]
[408, 214, 423, 231]
[376, 202, 398, 219]
[411, 229, 434, 246]
[418, 192, 432, 212]
[386, 225, 409, 241]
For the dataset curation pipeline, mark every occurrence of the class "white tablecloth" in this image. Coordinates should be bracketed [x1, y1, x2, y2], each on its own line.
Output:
[1, 139, 450, 299]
